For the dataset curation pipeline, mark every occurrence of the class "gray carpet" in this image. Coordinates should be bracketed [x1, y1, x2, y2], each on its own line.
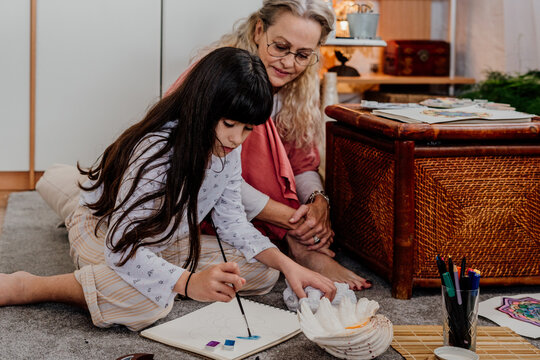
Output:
[0, 191, 538, 359]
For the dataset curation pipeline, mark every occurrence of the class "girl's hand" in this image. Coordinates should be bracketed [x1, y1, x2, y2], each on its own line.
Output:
[288, 197, 333, 251]
[176, 262, 246, 302]
[254, 248, 335, 300]
[283, 261, 336, 301]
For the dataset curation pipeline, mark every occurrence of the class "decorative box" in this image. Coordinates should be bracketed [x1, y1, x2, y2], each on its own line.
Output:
[384, 40, 450, 76]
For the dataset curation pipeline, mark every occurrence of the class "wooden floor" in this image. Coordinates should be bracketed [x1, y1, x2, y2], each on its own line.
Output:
[0, 191, 13, 238]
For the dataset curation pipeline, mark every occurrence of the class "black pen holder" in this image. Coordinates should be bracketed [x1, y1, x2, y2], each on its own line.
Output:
[441, 285, 480, 351]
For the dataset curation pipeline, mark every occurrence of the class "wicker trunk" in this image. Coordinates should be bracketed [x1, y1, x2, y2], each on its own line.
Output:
[325, 104, 540, 299]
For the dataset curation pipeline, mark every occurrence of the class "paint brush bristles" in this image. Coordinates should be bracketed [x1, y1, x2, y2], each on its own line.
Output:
[210, 218, 253, 337]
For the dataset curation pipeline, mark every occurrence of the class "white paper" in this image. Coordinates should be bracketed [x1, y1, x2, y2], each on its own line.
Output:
[478, 293, 540, 339]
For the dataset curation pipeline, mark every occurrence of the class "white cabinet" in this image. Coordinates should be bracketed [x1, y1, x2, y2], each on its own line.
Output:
[35, 0, 161, 170]
[1, 0, 263, 178]
[162, 0, 261, 93]
[0, 0, 30, 171]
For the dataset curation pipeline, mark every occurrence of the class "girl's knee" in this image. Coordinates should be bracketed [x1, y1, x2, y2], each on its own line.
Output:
[127, 302, 174, 331]
[266, 267, 280, 286]
[240, 266, 280, 296]
[95, 301, 174, 332]
[77, 264, 175, 332]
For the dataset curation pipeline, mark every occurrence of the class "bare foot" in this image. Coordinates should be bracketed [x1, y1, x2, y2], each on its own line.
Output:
[287, 236, 372, 291]
[0, 271, 33, 306]
[316, 246, 335, 258]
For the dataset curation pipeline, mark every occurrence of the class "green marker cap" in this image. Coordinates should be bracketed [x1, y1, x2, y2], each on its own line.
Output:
[442, 272, 455, 297]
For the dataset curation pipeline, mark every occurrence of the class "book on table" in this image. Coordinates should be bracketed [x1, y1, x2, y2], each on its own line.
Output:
[140, 298, 301, 360]
[372, 104, 533, 124]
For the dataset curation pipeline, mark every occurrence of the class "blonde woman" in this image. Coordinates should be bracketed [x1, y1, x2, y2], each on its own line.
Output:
[167, 0, 371, 291]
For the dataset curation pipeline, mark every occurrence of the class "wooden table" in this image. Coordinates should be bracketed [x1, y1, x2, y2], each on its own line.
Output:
[324, 104, 540, 299]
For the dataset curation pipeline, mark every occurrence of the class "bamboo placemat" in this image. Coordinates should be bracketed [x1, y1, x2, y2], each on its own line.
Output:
[391, 325, 540, 359]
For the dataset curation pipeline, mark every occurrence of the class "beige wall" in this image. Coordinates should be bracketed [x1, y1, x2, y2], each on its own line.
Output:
[455, 0, 506, 80]
[344, 0, 540, 80]
[162, 0, 262, 95]
[503, 0, 540, 74]
[455, 0, 540, 80]
[0, 0, 264, 190]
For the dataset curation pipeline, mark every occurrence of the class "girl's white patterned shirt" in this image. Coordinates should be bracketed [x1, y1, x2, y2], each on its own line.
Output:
[80, 122, 276, 308]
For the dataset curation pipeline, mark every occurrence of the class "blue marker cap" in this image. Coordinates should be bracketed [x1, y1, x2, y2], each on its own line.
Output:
[473, 273, 481, 290]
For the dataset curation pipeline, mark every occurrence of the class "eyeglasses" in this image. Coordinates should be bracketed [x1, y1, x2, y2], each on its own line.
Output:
[265, 33, 318, 67]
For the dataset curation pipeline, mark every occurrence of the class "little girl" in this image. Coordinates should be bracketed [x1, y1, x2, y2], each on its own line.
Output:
[0, 47, 336, 331]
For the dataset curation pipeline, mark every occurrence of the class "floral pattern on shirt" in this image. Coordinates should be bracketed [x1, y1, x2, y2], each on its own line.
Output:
[81, 121, 276, 308]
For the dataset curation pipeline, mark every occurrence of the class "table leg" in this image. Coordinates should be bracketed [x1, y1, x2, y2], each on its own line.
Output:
[392, 140, 415, 299]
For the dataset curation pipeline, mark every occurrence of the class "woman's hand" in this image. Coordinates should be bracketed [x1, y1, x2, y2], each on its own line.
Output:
[175, 262, 246, 302]
[288, 196, 333, 251]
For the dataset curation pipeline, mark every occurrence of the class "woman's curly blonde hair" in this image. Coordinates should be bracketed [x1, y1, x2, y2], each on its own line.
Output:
[201, 0, 334, 148]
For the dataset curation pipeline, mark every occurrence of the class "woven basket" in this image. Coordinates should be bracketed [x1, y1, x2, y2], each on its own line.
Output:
[325, 112, 540, 299]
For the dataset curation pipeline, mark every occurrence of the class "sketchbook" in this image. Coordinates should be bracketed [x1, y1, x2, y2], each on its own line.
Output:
[372, 104, 532, 124]
[140, 299, 301, 360]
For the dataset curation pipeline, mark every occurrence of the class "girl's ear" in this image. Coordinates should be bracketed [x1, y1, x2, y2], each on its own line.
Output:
[253, 19, 264, 46]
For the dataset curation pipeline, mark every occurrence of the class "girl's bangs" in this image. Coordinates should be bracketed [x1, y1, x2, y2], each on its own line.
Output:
[223, 90, 273, 125]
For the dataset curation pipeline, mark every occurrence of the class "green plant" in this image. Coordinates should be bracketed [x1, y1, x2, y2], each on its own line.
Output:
[459, 70, 540, 115]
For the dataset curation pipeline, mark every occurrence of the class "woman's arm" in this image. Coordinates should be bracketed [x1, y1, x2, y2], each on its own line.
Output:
[246, 170, 332, 248]
[287, 191, 332, 249]
[294, 170, 324, 204]
[283, 141, 333, 250]
[255, 197, 300, 230]
[241, 180, 270, 222]
[242, 178, 302, 230]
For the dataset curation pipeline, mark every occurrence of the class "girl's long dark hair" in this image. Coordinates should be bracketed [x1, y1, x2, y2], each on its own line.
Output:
[78, 47, 273, 270]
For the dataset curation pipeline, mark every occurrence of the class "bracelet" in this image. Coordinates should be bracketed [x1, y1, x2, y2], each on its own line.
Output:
[307, 190, 330, 208]
[184, 271, 195, 299]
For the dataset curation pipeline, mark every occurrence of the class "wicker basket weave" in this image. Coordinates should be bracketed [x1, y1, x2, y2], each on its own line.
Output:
[325, 104, 540, 299]
[414, 155, 540, 279]
[330, 138, 395, 272]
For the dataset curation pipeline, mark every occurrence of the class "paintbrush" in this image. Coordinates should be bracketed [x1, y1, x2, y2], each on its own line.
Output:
[210, 218, 253, 338]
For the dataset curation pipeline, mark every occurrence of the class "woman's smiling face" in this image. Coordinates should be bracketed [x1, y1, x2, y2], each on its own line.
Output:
[254, 11, 322, 89]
